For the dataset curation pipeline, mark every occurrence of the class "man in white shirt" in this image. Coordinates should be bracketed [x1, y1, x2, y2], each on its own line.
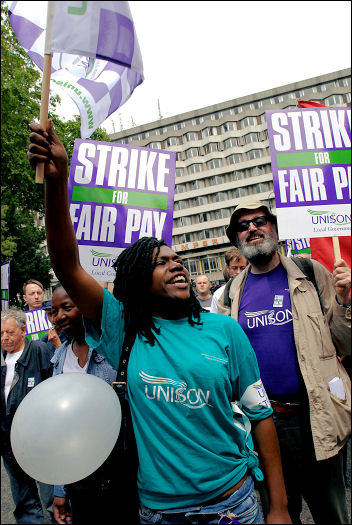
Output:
[1, 308, 55, 524]
[211, 248, 247, 313]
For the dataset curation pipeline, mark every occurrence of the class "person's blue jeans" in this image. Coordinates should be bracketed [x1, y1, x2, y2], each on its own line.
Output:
[2, 454, 55, 524]
[139, 475, 263, 524]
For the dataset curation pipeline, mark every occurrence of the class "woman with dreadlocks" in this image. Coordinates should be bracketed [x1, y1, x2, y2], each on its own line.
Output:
[27, 121, 291, 525]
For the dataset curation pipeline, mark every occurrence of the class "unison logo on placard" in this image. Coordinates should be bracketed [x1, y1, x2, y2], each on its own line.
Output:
[307, 209, 351, 225]
[90, 249, 116, 268]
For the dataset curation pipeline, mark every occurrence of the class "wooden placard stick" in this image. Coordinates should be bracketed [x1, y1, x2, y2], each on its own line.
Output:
[332, 236, 341, 261]
[35, 1, 55, 184]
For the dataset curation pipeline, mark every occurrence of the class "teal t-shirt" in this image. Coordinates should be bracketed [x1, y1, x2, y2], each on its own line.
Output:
[85, 288, 272, 510]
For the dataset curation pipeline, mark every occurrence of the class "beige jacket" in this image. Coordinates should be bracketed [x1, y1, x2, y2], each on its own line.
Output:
[217, 254, 351, 461]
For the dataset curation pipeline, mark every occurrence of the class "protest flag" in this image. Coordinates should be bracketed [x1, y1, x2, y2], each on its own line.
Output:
[8, 1, 144, 183]
[310, 236, 351, 273]
[296, 98, 351, 263]
[297, 99, 326, 108]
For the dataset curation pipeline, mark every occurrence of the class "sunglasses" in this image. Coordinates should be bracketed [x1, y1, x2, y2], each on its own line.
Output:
[236, 215, 268, 232]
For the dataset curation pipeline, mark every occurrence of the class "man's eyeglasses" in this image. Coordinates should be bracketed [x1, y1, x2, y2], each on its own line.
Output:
[236, 216, 268, 232]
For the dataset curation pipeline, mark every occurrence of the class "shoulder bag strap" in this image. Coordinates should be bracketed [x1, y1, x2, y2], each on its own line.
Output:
[113, 330, 136, 394]
[292, 257, 324, 314]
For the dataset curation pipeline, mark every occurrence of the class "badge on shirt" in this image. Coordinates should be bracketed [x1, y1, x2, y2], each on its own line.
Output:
[273, 295, 284, 307]
[27, 377, 35, 388]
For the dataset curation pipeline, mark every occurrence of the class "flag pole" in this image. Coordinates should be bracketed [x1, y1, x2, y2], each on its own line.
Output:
[35, 1, 55, 184]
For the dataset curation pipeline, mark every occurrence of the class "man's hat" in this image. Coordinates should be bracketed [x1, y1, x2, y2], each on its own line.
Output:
[226, 199, 277, 247]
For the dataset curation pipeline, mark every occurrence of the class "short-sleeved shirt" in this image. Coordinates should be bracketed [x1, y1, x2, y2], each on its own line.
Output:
[238, 264, 300, 399]
[85, 289, 272, 510]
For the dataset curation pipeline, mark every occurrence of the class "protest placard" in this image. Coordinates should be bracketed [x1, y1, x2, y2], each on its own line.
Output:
[1, 262, 10, 309]
[68, 139, 176, 281]
[25, 308, 51, 340]
[286, 238, 311, 256]
[266, 107, 351, 240]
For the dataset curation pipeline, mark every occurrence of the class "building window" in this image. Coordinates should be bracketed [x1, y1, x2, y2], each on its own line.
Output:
[149, 141, 161, 149]
[193, 196, 209, 207]
[336, 78, 349, 87]
[188, 163, 203, 174]
[240, 116, 257, 128]
[201, 255, 220, 273]
[202, 127, 218, 138]
[233, 170, 245, 181]
[214, 208, 231, 219]
[179, 233, 193, 243]
[224, 137, 238, 149]
[233, 106, 243, 114]
[175, 168, 184, 177]
[175, 184, 186, 194]
[221, 122, 237, 133]
[252, 182, 270, 194]
[232, 187, 249, 199]
[247, 149, 262, 160]
[192, 117, 205, 125]
[198, 229, 215, 241]
[210, 175, 224, 185]
[204, 143, 219, 154]
[184, 258, 200, 276]
[212, 192, 227, 203]
[227, 153, 242, 165]
[194, 212, 211, 224]
[177, 216, 192, 227]
[186, 147, 199, 159]
[166, 137, 180, 147]
[245, 132, 258, 144]
[176, 200, 188, 210]
[185, 132, 199, 141]
[207, 158, 222, 170]
[251, 165, 266, 177]
[324, 94, 344, 106]
[217, 226, 227, 237]
[192, 179, 205, 190]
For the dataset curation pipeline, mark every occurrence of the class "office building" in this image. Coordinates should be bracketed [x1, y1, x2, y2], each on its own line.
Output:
[109, 68, 351, 284]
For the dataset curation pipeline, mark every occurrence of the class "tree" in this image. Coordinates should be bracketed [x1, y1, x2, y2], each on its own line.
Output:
[1, 2, 111, 305]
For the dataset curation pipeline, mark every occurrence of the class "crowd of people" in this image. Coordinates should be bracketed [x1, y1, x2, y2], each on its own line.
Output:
[0, 119, 350, 525]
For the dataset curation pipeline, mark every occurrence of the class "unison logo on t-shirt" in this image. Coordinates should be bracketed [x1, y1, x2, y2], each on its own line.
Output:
[244, 308, 293, 329]
[139, 371, 211, 409]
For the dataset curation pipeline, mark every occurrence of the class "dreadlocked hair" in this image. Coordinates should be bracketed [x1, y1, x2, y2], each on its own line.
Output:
[112, 236, 203, 345]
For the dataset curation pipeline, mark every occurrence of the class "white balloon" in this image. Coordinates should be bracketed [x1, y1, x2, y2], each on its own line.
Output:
[10, 373, 121, 485]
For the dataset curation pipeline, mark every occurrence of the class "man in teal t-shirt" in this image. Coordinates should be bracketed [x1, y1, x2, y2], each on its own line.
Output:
[28, 121, 291, 525]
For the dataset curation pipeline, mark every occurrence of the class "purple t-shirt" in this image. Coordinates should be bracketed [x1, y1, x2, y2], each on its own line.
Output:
[238, 264, 300, 399]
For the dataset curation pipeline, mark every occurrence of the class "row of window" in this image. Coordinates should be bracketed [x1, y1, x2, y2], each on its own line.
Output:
[175, 208, 232, 228]
[150, 129, 269, 151]
[174, 164, 271, 193]
[181, 255, 225, 277]
[174, 182, 273, 212]
[117, 79, 350, 142]
[176, 147, 269, 165]
[176, 163, 270, 178]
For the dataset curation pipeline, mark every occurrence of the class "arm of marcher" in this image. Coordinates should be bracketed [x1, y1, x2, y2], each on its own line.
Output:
[28, 121, 103, 331]
[252, 417, 292, 524]
[313, 259, 351, 356]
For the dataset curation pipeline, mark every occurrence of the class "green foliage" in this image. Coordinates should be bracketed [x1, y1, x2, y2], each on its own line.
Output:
[1, 1, 111, 305]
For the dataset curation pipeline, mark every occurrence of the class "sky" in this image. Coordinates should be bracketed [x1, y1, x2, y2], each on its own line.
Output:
[49, 1, 351, 134]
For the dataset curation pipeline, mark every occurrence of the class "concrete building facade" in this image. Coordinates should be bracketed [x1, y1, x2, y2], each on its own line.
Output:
[109, 69, 350, 284]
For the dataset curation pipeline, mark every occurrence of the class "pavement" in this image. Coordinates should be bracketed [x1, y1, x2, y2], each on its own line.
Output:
[2, 441, 351, 524]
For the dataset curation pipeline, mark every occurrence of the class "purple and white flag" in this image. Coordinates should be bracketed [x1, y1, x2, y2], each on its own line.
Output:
[8, 1, 144, 138]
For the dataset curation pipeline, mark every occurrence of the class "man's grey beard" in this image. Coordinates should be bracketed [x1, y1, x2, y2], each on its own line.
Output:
[237, 231, 278, 264]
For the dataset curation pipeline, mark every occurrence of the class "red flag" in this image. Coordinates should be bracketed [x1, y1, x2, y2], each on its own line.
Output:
[310, 236, 351, 272]
[297, 99, 327, 108]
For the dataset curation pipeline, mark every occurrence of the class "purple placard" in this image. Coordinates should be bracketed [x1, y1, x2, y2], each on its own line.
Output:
[25, 308, 51, 340]
[266, 107, 351, 240]
[68, 140, 176, 279]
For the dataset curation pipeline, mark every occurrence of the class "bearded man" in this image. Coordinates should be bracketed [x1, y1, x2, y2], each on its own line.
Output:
[218, 199, 351, 525]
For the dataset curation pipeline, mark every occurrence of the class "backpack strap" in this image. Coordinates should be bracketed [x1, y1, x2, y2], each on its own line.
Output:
[292, 257, 324, 314]
[223, 277, 234, 308]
